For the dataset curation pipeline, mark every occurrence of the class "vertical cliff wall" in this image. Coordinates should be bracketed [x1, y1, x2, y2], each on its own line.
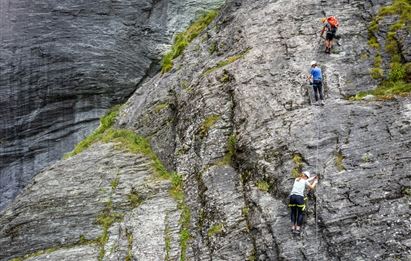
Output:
[0, 0, 225, 210]
[0, 0, 410, 260]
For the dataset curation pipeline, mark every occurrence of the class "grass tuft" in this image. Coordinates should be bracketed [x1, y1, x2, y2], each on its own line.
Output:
[335, 151, 346, 171]
[217, 134, 236, 166]
[161, 10, 219, 73]
[207, 224, 224, 237]
[64, 105, 121, 158]
[125, 230, 133, 261]
[154, 103, 169, 113]
[256, 180, 270, 192]
[128, 188, 143, 208]
[203, 48, 251, 75]
[290, 153, 304, 178]
[198, 115, 220, 138]
[355, 0, 411, 100]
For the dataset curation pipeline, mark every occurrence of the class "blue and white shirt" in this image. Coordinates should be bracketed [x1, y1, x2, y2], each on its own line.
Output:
[310, 67, 322, 81]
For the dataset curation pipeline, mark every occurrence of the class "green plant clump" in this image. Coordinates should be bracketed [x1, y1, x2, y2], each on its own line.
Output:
[64, 105, 121, 158]
[207, 223, 224, 237]
[359, 0, 411, 100]
[154, 103, 169, 113]
[203, 48, 251, 75]
[198, 115, 220, 138]
[290, 154, 304, 178]
[256, 180, 270, 192]
[335, 150, 346, 171]
[161, 10, 219, 73]
[125, 230, 133, 261]
[217, 134, 236, 166]
[128, 188, 143, 208]
[96, 206, 124, 261]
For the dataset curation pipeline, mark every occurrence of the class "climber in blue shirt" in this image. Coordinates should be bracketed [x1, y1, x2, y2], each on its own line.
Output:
[309, 61, 324, 106]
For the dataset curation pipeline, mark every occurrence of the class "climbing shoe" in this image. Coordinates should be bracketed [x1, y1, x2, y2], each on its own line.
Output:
[320, 100, 325, 106]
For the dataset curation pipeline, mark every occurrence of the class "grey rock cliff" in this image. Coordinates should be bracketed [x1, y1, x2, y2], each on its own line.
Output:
[1, 0, 410, 260]
[0, 0, 225, 210]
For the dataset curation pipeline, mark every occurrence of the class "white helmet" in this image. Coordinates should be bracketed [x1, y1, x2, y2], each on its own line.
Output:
[310, 61, 317, 66]
[303, 171, 311, 178]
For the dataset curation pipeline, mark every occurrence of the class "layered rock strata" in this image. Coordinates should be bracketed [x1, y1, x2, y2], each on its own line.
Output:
[1, 0, 410, 260]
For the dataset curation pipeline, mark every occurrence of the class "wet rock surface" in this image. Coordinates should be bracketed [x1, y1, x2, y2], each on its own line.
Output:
[1, 0, 411, 260]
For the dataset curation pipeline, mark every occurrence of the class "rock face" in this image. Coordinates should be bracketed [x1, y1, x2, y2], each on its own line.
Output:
[1, 0, 411, 260]
[0, 0, 225, 210]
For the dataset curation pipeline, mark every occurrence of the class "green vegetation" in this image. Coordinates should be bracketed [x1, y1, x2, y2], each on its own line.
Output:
[203, 48, 251, 75]
[111, 177, 120, 190]
[256, 180, 270, 192]
[218, 69, 233, 83]
[240, 171, 252, 184]
[242, 207, 249, 217]
[208, 41, 218, 54]
[96, 201, 124, 261]
[198, 115, 220, 138]
[64, 105, 121, 158]
[207, 223, 224, 237]
[217, 134, 237, 166]
[351, 80, 411, 100]
[180, 80, 193, 93]
[154, 103, 169, 113]
[100, 129, 169, 178]
[125, 230, 133, 261]
[164, 223, 172, 261]
[361, 153, 371, 163]
[161, 10, 219, 73]
[290, 153, 304, 178]
[358, 0, 411, 100]
[169, 172, 184, 201]
[63, 99, 192, 261]
[402, 187, 411, 197]
[335, 151, 346, 171]
[179, 204, 191, 261]
[10, 236, 99, 261]
[127, 188, 143, 208]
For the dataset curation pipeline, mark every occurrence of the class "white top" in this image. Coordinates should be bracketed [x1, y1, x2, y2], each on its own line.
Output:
[290, 178, 310, 197]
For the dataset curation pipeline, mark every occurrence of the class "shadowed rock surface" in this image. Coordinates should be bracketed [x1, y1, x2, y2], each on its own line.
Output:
[1, 0, 410, 260]
[0, 0, 225, 210]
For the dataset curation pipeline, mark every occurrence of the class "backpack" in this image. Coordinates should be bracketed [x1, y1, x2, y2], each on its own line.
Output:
[327, 16, 339, 28]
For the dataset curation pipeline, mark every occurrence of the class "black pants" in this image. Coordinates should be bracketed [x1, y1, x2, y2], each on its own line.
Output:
[290, 195, 305, 226]
[313, 80, 323, 101]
